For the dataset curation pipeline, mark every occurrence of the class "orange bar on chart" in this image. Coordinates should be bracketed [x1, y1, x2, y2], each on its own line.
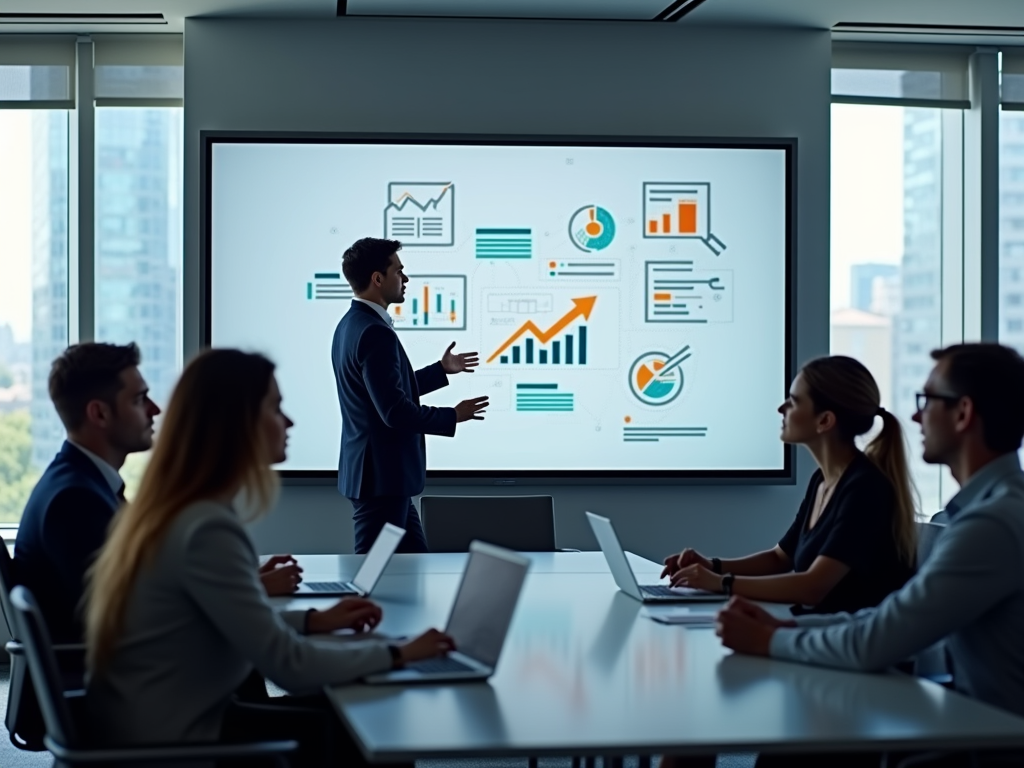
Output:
[648, 220, 658, 234]
[653, 293, 672, 301]
[395, 306, 402, 316]
[423, 286, 429, 307]
[662, 213, 671, 233]
[679, 201, 697, 234]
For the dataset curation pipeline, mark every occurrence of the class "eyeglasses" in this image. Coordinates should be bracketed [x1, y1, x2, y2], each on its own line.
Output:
[915, 392, 962, 412]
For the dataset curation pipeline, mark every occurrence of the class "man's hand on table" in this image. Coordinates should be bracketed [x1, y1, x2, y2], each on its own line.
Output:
[715, 596, 797, 657]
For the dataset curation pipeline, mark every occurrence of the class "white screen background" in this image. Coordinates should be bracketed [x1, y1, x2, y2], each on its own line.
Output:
[210, 142, 788, 474]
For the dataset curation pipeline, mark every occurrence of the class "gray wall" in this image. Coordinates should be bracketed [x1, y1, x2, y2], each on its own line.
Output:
[183, 18, 831, 561]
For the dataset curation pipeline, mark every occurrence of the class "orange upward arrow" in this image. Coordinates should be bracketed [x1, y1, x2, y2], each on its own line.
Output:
[487, 296, 597, 363]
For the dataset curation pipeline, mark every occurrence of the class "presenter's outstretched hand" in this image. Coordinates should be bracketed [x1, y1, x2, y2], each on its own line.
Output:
[399, 629, 457, 664]
[306, 597, 383, 635]
[441, 342, 480, 375]
[259, 554, 303, 596]
[455, 396, 489, 423]
[660, 548, 712, 579]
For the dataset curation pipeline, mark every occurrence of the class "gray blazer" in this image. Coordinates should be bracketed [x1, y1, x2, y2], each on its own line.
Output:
[86, 500, 392, 746]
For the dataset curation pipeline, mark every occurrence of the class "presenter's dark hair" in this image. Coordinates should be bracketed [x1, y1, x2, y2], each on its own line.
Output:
[930, 343, 1024, 453]
[800, 356, 917, 565]
[49, 342, 141, 430]
[342, 237, 402, 292]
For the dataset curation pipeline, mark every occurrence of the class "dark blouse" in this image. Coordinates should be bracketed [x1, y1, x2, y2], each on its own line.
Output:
[778, 453, 914, 615]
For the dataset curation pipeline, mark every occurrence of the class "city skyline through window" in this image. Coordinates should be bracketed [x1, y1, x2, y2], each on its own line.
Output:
[830, 102, 959, 517]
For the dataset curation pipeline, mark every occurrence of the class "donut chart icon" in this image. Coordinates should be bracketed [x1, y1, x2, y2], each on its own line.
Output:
[569, 205, 615, 252]
[628, 345, 692, 406]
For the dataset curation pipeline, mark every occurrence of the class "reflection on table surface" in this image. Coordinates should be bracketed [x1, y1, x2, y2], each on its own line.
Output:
[316, 568, 1024, 760]
[288, 551, 664, 580]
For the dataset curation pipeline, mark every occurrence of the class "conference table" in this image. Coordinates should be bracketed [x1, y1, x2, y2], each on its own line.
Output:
[277, 552, 1024, 761]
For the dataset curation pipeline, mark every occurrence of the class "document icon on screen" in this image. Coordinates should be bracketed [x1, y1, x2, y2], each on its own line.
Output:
[384, 182, 455, 246]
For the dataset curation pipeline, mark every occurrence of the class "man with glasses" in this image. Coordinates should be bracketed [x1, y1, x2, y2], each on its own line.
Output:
[715, 343, 1024, 767]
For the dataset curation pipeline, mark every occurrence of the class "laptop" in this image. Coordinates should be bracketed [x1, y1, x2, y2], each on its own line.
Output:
[586, 511, 727, 604]
[365, 540, 530, 683]
[296, 523, 405, 597]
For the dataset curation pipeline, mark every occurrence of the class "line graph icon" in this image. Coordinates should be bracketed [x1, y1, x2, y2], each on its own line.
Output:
[642, 182, 726, 255]
[487, 296, 596, 366]
[384, 182, 454, 246]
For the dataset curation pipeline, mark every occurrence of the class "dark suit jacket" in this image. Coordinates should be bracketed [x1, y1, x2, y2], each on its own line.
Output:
[332, 300, 457, 499]
[14, 441, 120, 643]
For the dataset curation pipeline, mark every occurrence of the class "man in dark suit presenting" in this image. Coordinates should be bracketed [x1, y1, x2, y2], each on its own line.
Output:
[333, 238, 488, 553]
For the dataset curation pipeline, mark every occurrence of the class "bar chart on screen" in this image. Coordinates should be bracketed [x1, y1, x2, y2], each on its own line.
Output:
[642, 182, 726, 255]
[483, 293, 617, 368]
[390, 275, 467, 330]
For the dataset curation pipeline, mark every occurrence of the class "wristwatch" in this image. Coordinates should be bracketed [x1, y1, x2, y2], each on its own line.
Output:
[387, 644, 404, 669]
[721, 573, 735, 596]
[710, 557, 722, 574]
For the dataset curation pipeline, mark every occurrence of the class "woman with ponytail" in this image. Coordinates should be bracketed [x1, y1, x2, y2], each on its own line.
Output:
[663, 355, 917, 615]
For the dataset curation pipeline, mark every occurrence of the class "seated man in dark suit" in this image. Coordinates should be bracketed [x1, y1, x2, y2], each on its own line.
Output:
[14, 342, 160, 643]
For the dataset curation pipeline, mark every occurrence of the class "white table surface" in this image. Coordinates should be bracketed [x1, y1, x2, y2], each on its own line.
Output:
[291, 551, 663, 580]
[281, 554, 1024, 761]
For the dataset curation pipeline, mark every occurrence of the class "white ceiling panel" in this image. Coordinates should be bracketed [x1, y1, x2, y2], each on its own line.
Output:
[345, 0, 672, 21]
[685, 0, 1024, 30]
[0, 0, 1021, 34]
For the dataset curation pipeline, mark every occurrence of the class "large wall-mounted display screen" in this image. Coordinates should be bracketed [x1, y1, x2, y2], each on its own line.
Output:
[206, 136, 792, 478]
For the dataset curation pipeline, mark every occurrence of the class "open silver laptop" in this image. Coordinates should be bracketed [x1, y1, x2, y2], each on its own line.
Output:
[365, 541, 530, 683]
[296, 523, 405, 597]
[586, 512, 727, 604]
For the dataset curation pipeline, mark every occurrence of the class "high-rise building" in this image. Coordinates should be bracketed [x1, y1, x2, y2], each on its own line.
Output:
[30, 111, 69, 469]
[894, 103, 944, 509]
[1002, 112, 1024, 353]
[850, 263, 899, 312]
[30, 108, 181, 469]
[94, 109, 181, 409]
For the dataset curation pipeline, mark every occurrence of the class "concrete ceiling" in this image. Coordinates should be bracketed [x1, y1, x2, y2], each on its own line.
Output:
[0, 0, 1020, 38]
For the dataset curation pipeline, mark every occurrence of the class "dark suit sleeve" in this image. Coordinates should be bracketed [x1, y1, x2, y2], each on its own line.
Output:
[40, 488, 115, 614]
[415, 361, 449, 396]
[361, 325, 457, 436]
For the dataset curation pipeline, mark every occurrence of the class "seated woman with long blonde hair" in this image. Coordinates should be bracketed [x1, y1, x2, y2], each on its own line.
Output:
[85, 349, 452, 765]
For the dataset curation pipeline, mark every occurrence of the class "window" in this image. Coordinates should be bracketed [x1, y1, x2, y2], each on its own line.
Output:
[1001, 108, 1024, 358]
[831, 102, 964, 516]
[94, 106, 183, 494]
[0, 110, 69, 523]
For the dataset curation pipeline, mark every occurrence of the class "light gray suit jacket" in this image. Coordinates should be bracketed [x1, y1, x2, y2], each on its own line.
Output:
[86, 500, 392, 745]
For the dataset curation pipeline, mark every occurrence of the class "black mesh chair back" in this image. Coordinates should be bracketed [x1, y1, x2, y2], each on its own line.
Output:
[9, 586, 80, 750]
[0, 542, 18, 637]
[420, 496, 556, 552]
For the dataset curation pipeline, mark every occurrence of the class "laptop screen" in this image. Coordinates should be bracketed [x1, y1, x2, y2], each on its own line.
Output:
[351, 523, 405, 593]
[445, 544, 529, 668]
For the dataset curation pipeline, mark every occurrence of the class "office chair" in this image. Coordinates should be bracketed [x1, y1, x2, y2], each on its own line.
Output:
[10, 586, 298, 767]
[420, 495, 568, 552]
[0, 542, 86, 751]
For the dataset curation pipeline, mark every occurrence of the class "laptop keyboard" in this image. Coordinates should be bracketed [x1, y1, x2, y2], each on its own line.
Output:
[304, 582, 356, 593]
[642, 584, 683, 597]
[407, 656, 476, 674]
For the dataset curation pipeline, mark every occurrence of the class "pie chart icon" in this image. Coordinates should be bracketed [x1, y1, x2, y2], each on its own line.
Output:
[628, 347, 690, 406]
[569, 205, 616, 252]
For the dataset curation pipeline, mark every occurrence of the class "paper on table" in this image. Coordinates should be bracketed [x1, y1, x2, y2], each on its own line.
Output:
[643, 608, 718, 626]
